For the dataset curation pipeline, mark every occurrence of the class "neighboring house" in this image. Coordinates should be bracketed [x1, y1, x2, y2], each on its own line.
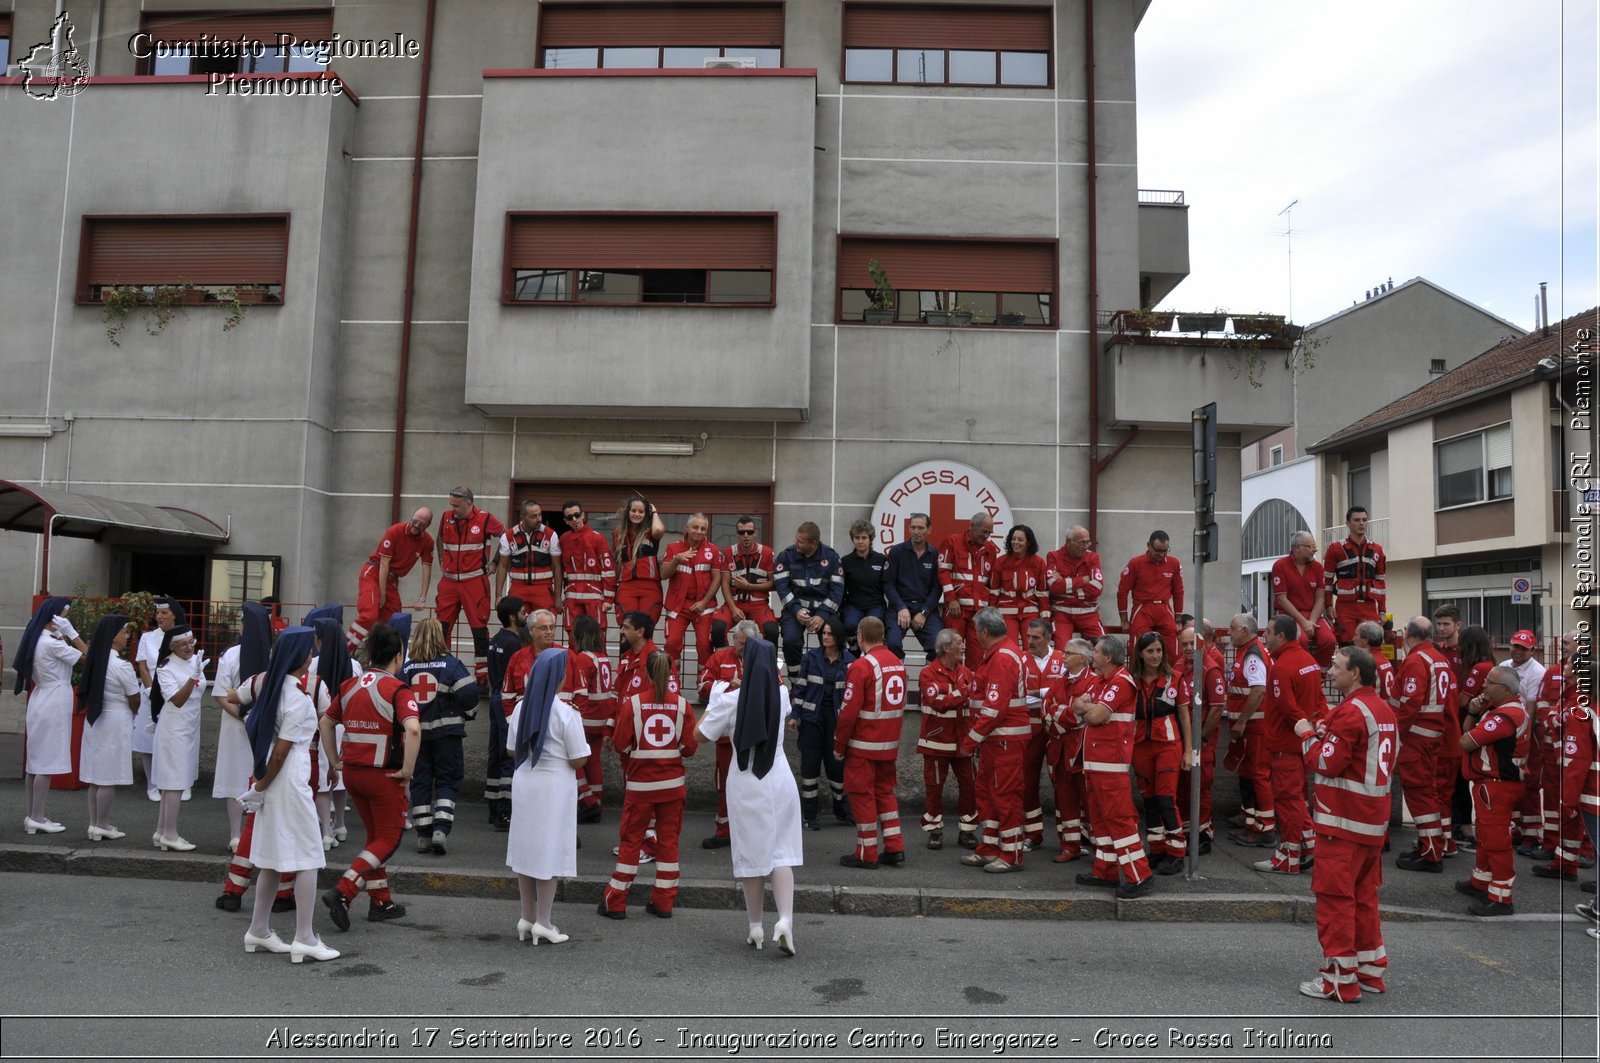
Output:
[1306, 306, 1598, 642]
[2, 1, 1289, 645]
[1239, 278, 1522, 623]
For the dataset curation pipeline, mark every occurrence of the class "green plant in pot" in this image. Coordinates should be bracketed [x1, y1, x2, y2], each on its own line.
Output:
[864, 259, 896, 323]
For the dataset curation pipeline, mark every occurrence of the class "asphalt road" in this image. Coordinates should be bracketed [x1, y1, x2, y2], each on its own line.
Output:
[1, 873, 1595, 1062]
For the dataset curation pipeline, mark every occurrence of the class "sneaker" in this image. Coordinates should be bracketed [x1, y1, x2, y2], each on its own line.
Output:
[1574, 902, 1599, 925]
[490, 816, 510, 833]
[1532, 863, 1578, 880]
[214, 893, 241, 912]
[430, 831, 447, 856]
[180, 788, 192, 802]
[147, 788, 160, 803]
[1021, 839, 1037, 852]
[1075, 871, 1119, 890]
[1253, 858, 1296, 876]
[609, 845, 655, 864]
[416, 836, 432, 854]
[368, 900, 407, 922]
[1468, 896, 1515, 917]
[1115, 877, 1154, 900]
[957, 831, 979, 850]
[839, 853, 879, 869]
[927, 831, 943, 851]
[983, 859, 1022, 874]
[1588, 927, 1600, 940]
[1298, 978, 1360, 1004]
[1455, 835, 1477, 853]
[1229, 828, 1278, 848]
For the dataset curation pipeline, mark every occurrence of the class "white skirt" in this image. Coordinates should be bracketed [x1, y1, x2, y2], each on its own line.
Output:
[212, 713, 254, 799]
[506, 758, 579, 880]
[79, 706, 134, 786]
[726, 749, 805, 879]
[131, 698, 155, 756]
[25, 682, 75, 776]
[151, 701, 201, 791]
[251, 745, 325, 873]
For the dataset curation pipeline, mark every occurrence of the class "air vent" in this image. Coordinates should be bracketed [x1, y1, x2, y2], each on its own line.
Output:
[1429, 358, 1446, 374]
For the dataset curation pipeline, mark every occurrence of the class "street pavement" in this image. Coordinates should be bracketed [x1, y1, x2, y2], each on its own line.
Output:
[0, 873, 1594, 1062]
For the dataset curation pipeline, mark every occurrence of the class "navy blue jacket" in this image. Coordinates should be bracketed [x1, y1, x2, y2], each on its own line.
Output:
[885, 540, 943, 616]
[773, 543, 845, 619]
[794, 646, 855, 724]
[402, 654, 479, 740]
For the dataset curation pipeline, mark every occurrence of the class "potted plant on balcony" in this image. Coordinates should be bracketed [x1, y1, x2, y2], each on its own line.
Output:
[863, 259, 896, 323]
[997, 310, 1027, 326]
[949, 300, 976, 326]
[1122, 308, 1170, 333]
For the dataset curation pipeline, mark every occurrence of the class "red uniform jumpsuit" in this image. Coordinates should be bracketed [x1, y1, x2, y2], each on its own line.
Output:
[324, 669, 420, 909]
[1434, 641, 1465, 856]
[609, 641, 678, 860]
[960, 641, 1031, 866]
[1117, 552, 1183, 662]
[1545, 682, 1596, 877]
[1044, 547, 1105, 648]
[348, 523, 434, 649]
[560, 525, 616, 637]
[1394, 640, 1456, 863]
[564, 649, 615, 813]
[723, 542, 777, 630]
[1043, 667, 1094, 858]
[662, 538, 721, 668]
[1305, 686, 1397, 1001]
[436, 506, 505, 687]
[937, 531, 998, 668]
[1462, 697, 1530, 907]
[1374, 655, 1396, 705]
[1270, 553, 1337, 666]
[1226, 637, 1274, 838]
[989, 553, 1047, 648]
[1323, 536, 1386, 644]
[1176, 644, 1227, 842]
[1132, 670, 1191, 861]
[698, 645, 743, 843]
[1263, 639, 1327, 872]
[1535, 663, 1570, 853]
[1079, 666, 1153, 885]
[500, 522, 561, 615]
[614, 530, 663, 623]
[603, 692, 697, 914]
[834, 645, 908, 865]
[917, 657, 977, 839]
[1022, 647, 1067, 846]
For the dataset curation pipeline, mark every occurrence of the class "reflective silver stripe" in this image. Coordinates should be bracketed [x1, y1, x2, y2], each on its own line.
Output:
[441, 542, 479, 552]
[342, 732, 387, 764]
[508, 573, 554, 583]
[918, 739, 958, 752]
[992, 726, 1031, 737]
[1408, 725, 1442, 738]
[849, 739, 901, 752]
[1313, 811, 1386, 837]
[1107, 712, 1135, 723]
[625, 777, 685, 791]
[922, 708, 960, 719]
[1316, 774, 1389, 798]
[1082, 760, 1129, 772]
[628, 749, 678, 760]
[443, 568, 485, 578]
[858, 709, 903, 721]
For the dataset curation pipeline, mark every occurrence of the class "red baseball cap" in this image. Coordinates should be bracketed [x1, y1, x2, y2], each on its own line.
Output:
[1510, 630, 1537, 648]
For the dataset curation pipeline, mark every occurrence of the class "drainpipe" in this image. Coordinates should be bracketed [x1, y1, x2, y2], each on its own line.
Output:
[1084, 0, 1102, 543]
[390, 0, 437, 522]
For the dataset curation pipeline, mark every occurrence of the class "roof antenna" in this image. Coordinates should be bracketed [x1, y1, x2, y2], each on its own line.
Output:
[1540, 281, 1549, 338]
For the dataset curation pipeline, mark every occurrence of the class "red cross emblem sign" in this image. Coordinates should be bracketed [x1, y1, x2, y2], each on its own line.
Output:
[871, 461, 1012, 550]
[643, 713, 678, 749]
[410, 671, 439, 703]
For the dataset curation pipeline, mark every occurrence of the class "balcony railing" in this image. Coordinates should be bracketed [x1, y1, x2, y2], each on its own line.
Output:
[1137, 188, 1186, 206]
[1103, 308, 1297, 348]
[1322, 517, 1390, 552]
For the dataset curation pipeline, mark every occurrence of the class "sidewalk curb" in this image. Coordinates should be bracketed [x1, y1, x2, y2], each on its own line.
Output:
[0, 843, 1473, 924]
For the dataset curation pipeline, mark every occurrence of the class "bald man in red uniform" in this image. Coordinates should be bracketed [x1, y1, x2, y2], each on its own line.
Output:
[1118, 531, 1183, 662]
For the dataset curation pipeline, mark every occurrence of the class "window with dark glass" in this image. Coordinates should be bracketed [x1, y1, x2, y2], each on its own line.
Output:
[506, 214, 776, 307]
[536, 2, 784, 68]
[842, 4, 1052, 86]
[138, 10, 333, 75]
[0, 14, 11, 73]
[77, 215, 290, 304]
[836, 236, 1055, 326]
[1435, 424, 1512, 509]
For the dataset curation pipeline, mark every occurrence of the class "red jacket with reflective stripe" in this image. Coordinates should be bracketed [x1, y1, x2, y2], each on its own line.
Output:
[917, 657, 973, 755]
[564, 649, 615, 730]
[612, 694, 697, 798]
[1305, 688, 1397, 845]
[439, 507, 504, 580]
[1081, 667, 1137, 769]
[834, 645, 907, 762]
[663, 539, 721, 616]
[560, 526, 616, 603]
[1264, 640, 1328, 754]
[328, 670, 419, 770]
[961, 642, 1030, 754]
[989, 554, 1046, 624]
[937, 532, 998, 614]
[1044, 547, 1103, 617]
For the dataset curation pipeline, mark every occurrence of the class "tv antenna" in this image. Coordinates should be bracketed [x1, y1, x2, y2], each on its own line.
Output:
[1278, 199, 1300, 322]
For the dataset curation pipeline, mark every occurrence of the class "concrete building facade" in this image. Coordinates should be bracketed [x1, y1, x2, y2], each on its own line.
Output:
[1, 0, 1285, 647]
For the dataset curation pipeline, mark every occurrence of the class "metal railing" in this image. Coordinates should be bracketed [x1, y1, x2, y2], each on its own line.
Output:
[1321, 518, 1390, 552]
[1137, 188, 1186, 206]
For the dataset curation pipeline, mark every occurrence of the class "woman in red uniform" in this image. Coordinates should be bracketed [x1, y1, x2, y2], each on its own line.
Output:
[600, 652, 697, 919]
[565, 615, 615, 822]
[989, 525, 1047, 648]
[1128, 632, 1192, 873]
[613, 495, 666, 624]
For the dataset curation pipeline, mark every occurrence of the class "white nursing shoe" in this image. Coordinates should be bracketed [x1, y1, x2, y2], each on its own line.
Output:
[746, 925, 764, 950]
[243, 930, 290, 954]
[773, 919, 795, 957]
[290, 938, 340, 964]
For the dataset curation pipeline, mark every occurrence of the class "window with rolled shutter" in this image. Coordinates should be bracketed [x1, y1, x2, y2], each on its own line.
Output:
[512, 482, 774, 553]
[77, 215, 290, 302]
[842, 3, 1052, 86]
[836, 235, 1056, 326]
[504, 213, 776, 307]
[139, 9, 334, 74]
[537, 2, 785, 68]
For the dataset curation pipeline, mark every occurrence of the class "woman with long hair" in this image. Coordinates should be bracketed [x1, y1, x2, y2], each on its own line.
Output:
[1455, 624, 1497, 852]
[507, 647, 590, 943]
[401, 618, 479, 855]
[236, 626, 338, 963]
[990, 524, 1047, 647]
[793, 615, 855, 831]
[78, 614, 141, 841]
[12, 597, 85, 834]
[1128, 630, 1192, 874]
[150, 624, 210, 850]
[566, 614, 615, 822]
[696, 636, 803, 954]
[600, 651, 697, 919]
[613, 494, 666, 624]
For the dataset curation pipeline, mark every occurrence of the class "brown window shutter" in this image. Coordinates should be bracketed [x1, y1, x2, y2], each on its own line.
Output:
[538, 2, 784, 48]
[85, 217, 290, 288]
[508, 214, 776, 270]
[142, 9, 335, 45]
[838, 236, 1055, 292]
[0, 14, 11, 38]
[514, 482, 774, 545]
[843, 3, 1051, 51]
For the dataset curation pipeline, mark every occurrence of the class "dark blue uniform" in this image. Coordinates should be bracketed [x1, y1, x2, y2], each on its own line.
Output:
[402, 653, 479, 847]
[483, 626, 523, 825]
[773, 542, 845, 679]
[794, 646, 856, 827]
[884, 540, 944, 659]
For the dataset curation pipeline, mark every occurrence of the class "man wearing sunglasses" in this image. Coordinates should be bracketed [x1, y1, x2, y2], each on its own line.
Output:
[558, 503, 616, 638]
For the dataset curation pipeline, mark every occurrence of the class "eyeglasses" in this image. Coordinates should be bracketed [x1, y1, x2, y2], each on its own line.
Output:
[563, 512, 582, 522]
[737, 529, 757, 536]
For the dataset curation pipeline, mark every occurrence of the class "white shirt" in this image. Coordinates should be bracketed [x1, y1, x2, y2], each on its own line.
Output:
[1499, 656, 1547, 705]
